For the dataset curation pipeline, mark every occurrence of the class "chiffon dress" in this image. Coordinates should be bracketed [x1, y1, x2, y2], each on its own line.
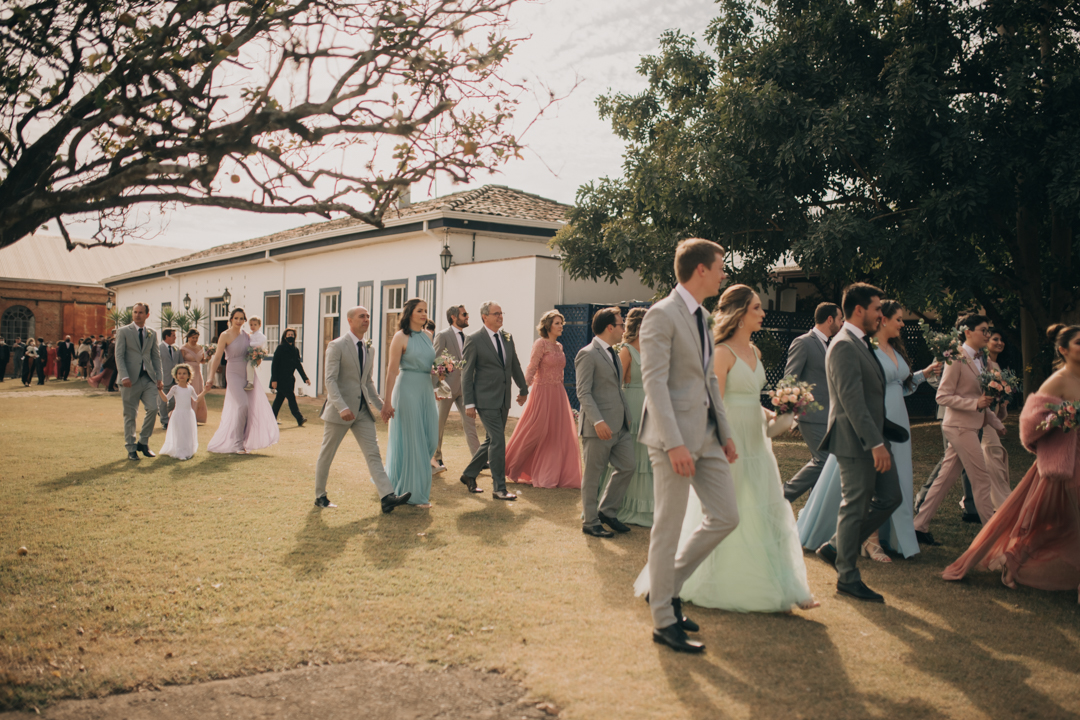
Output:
[635, 345, 813, 613]
[386, 331, 440, 505]
[596, 345, 654, 525]
[158, 384, 199, 460]
[506, 339, 582, 489]
[207, 332, 279, 453]
[797, 349, 926, 558]
[179, 344, 208, 424]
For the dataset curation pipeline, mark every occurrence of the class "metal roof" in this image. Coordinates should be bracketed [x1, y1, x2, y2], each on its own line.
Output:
[0, 234, 187, 285]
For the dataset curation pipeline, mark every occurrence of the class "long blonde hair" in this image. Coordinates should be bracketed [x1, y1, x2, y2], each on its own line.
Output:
[712, 284, 757, 345]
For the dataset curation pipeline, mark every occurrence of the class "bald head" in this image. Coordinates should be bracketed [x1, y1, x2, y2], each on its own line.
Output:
[346, 306, 371, 336]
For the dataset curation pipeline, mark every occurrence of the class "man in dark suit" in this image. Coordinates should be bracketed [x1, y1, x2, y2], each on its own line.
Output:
[271, 327, 310, 426]
[10, 338, 25, 379]
[782, 302, 842, 501]
[35, 338, 47, 384]
[57, 335, 74, 380]
[0, 338, 9, 382]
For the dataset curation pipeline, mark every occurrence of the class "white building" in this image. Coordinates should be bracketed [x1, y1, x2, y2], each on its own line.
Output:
[102, 185, 653, 415]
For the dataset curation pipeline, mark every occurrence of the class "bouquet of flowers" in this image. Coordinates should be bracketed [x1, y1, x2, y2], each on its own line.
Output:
[202, 343, 217, 360]
[1036, 401, 1080, 433]
[246, 345, 266, 368]
[431, 350, 460, 400]
[767, 375, 823, 418]
[978, 367, 1019, 409]
[918, 320, 965, 365]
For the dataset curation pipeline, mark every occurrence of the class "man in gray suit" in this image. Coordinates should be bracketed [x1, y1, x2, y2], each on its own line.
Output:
[640, 238, 739, 655]
[432, 305, 480, 470]
[782, 302, 842, 501]
[577, 307, 635, 538]
[115, 303, 164, 460]
[315, 306, 411, 513]
[460, 301, 528, 500]
[814, 283, 903, 603]
[158, 329, 179, 429]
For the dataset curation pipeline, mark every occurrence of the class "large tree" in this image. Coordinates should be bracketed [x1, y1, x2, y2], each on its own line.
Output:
[554, 0, 1080, 389]
[0, 0, 523, 249]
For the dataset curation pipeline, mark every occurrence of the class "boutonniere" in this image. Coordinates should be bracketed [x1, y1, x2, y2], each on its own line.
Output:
[868, 336, 880, 351]
[500, 330, 511, 342]
[612, 342, 625, 353]
[364, 338, 373, 349]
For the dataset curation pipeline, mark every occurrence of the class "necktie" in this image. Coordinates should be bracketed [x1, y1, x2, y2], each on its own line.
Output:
[357, 341, 365, 376]
[495, 332, 505, 365]
[607, 346, 621, 380]
[458, 331, 465, 352]
[693, 307, 706, 368]
[168, 346, 174, 361]
[138, 327, 144, 347]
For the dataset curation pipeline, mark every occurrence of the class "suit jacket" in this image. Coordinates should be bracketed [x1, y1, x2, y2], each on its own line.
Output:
[320, 334, 382, 423]
[575, 338, 633, 437]
[638, 289, 733, 452]
[937, 352, 1006, 433]
[820, 327, 887, 456]
[784, 330, 830, 425]
[0, 343, 9, 367]
[433, 326, 467, 396]
[159, 341, 179, 384]
[461, 327, 528, 411]
[115, 323, 163, 383]
[270, 342, 309, 386]
[13, 342, 25, 362]
[57, 341, 73, 361]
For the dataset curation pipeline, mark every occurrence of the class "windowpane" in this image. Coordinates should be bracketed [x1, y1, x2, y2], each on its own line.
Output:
[265, 295, 280, 326]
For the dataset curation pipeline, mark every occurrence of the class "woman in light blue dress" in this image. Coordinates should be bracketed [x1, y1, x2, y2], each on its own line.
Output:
[637, 285, 817, 612]
[797, 301, 940, 560]
[383, 298, 440, 506]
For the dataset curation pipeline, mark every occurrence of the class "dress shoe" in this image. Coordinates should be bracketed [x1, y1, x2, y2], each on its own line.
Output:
[961, 513, 981, 524]
[297, 417, 306, 427]
[599, 512, 631, 534]
[460, 475, 484, 493]
[671, 597, 699, 632]
[836, 580, 885, 603]
[815, 542, 838, 568]
[381, 492, 412, 514]
[314, 495, 337, 509]
[915, 530, 941, 546]
[137, 443, 156, 458]
[127, 450, 139, 461]
[652, 624, 705, 654]
[482, 462, 490, 471]
[582, 524, 614, 538]
[492, 489, 517, 501]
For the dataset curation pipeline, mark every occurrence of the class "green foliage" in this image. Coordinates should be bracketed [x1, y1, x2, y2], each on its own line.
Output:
[107, 308, 132, 329]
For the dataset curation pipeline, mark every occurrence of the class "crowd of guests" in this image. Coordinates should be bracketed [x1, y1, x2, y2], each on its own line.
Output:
[0, 334, 113, 386]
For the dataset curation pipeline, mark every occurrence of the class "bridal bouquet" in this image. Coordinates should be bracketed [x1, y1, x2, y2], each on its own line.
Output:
[1036, 401, 1080, 433]
[978, 367, 1019, 409]
[202, 343, 217, 359]
[767, 375, 823, 417]
[246, 345, 266, 368]
[918, 321, 965, 365]
[431, 350, 460, 400]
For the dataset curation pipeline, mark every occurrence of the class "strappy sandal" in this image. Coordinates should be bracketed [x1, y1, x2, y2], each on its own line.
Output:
[860, 531, 892, 563]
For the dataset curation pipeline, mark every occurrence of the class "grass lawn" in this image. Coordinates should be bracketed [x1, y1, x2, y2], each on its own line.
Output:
[1, 383, 1078, 718]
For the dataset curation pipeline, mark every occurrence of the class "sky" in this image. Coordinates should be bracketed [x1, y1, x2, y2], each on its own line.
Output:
[48, 0, 721, 252]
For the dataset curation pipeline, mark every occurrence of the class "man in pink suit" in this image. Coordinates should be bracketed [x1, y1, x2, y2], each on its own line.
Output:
[912, 314, 1007, 544]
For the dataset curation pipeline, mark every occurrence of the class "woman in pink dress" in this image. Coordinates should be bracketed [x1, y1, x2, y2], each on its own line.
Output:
[179, 329, 209, 424]
[944, 323, 1080, 601]
[506, 311, 582, 488]
[45, 343, 57, 380]
[206, 308, 279, 454]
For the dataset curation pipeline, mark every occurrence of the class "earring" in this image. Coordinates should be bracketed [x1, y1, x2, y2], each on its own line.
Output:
[738, 321, 744, 329]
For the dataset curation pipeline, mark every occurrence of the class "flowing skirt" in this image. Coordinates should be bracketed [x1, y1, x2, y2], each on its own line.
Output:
[506, 382, 582, 489]
[386, 370, 439, 504]
[159, 392, 199, 460]
[207, 362, 279, 453]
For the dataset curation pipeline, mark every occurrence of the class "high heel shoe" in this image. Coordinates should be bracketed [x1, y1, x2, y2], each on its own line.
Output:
[861, 532, 892, 563]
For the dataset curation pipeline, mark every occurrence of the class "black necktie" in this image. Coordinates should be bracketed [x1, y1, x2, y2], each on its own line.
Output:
[608, 346, 621, 380]
[495, 332, 505, 365]
[357, 341, 365, 376]
[694, 307, 706, 367]
[458, 331, 465, 350]
[138, 327, 144, 347]
[168, 345, 174, 360]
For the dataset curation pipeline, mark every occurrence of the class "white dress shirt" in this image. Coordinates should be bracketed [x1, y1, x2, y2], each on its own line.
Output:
[811, 327, 831, 348]
[675, 284, 710, 369]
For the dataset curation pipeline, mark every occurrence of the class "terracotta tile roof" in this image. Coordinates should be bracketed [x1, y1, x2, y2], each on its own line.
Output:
[141, 185, 570, 271]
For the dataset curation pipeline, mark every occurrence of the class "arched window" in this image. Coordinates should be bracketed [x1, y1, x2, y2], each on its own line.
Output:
[1, 305, 35, 344]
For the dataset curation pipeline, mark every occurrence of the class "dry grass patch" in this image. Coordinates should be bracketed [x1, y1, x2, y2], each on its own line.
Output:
[1, 385, 1078, 719]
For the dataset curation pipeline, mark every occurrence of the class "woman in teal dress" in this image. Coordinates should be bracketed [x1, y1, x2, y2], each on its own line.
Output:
[797, 301, 940, 560]
[596, 308, 654, 526]
[637, 285, 817, 612]
[383, 298, 440, 507]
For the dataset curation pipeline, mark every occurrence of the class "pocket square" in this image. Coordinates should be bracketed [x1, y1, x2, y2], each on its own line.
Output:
[883, 418, 909, 444]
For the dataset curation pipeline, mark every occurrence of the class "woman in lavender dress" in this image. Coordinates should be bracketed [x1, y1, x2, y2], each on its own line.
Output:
[206, 308, 280, 454]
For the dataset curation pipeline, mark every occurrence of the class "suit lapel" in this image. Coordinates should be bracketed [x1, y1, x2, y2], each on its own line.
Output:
[845, 327, 884, 384]
[671, 290, 706, 372]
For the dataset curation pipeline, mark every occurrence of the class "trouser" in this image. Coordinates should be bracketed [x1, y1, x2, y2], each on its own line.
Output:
[272, 381, 304, 423]
[463, 407, 510, 493]
[22, 359, 35, 384]
[314, 411, 393, 500]
[783, 421, 829, 502]
[580, 426, 635, 527]
[121, 373, 159, 452]
[435, 392, 480, 463]
[11, 356, 21, 378]
[914, 432, 977, 516]
[914, 425, 996, 531]
[59, 356, 71, 380]
[158, 381, 175, 427]
[35, 359, 46, 384]
[831, 449, 903, 585]
[646, 425, 739, 629]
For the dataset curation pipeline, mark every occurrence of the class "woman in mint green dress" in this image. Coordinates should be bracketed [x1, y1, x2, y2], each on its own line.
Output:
[657, 285, 817, 612]
[383, 298, 439, 507]
[597, 308, 654, 526]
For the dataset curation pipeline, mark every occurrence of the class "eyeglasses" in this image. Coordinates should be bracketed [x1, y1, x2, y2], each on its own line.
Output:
[489, 312, 503, 317]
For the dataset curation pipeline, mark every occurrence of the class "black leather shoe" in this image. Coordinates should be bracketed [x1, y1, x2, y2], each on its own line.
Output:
[492, 489, 517, 501]
[582, 525, 614, 538]
[599, 512, 631, 534]
[380, 492, 411, 514]
[836, 580, 885, 603]
[961, 513, 981, 524]
[127, 450, 139, 461]
[671, 597, 699, 633]
[915, 530, 941, 546]
[297, 417, 307, 427]
[816, 542, 838, 568]
[460, 475, 484, 493]
[137, 443, 156, 458]
[314, 495, 337, 509]
[653, 624, 705, 654]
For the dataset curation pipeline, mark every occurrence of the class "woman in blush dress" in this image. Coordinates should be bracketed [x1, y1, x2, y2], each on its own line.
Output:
[798, 301, 940, 561]
[206, 307, 280, 454]
[383, 298, 440, 507]
[179, 329, 209, 424]
[945, 324, 1080, 601]
[506, 311, 582, 489]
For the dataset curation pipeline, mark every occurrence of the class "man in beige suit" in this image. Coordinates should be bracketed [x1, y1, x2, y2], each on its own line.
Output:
[912, 314, 1006, 542]
[432, 305, 479, 469]
[639, 238, 739, 654]
[115, 303, 163, 461]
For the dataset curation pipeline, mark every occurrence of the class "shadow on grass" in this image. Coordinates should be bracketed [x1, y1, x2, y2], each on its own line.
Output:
[282, 509, 376, 578]
[38, 459, 132, 491]
[454, 503, 537, 547]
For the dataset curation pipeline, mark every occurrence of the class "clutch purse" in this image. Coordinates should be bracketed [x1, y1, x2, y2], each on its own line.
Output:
[883, 418, 909, 444]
